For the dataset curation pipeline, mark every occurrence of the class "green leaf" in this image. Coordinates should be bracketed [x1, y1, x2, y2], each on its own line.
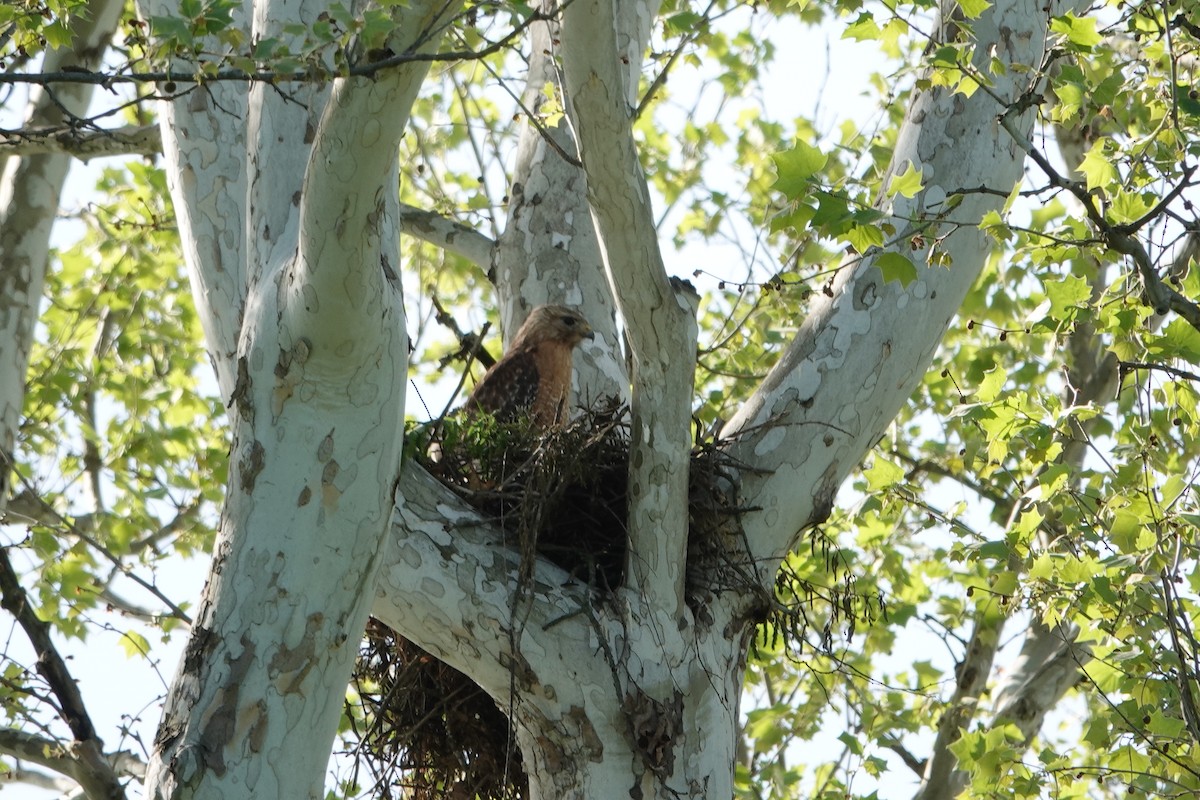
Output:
[120, 631, 152, 659]
[771, 142, 827, 197]
[1078, 138, 1117, 191]
[888, 162, 924, 199]
[842, 13, 881, 42]
[875, 252, 918, 286]
[43, 19, 72, 48]
[845, 223, 885, 253]
[976, 366, 1007, 403]
[1043, 274, 1091, 318]
[1107, 190, 1154, 225]
[1050, 12, 1102, 50]
[956, 0, 990, 20]
[1156, 319, 1200, 363]
[863, 455, 905, 492]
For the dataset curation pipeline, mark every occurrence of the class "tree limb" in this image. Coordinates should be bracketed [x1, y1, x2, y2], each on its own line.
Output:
[724, 0, 1083, 583]
[0, 10, 554, 89]
[296, 0, 461, 349]
[0, 727, 146, 792]
[0, 549, 127, 800]
[558, 0, 694, 619]
[0, 124, 161, 160]
[491, 1, 628, 409]
[399, 203, 496, 269]
[378, 460, 608, 702]
[135, 0, 252, 398]
[1, 0, 125, 535]
[999, 111, 1200, 332]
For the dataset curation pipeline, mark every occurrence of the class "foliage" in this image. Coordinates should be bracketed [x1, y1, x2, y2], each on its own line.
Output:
[2, 162, 223, 770]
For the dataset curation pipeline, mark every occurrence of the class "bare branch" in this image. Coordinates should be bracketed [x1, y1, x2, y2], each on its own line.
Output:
[0, 549, 127, 800]
[883, 738, 927, 777]
[398, 203, 496, 269]
[0, 727, 146, 791]
[1119, 360, 1200, 384]
[1, 762, 78, 794]
[0, 124, 161, 160]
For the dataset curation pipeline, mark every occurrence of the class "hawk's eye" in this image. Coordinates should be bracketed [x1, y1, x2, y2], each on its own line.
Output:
[561, 316, 577, 327]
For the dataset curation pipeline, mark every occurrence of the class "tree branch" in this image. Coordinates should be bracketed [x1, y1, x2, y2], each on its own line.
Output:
[0, 124, 162, 160]
[1119, 360, 1200, 384]
[558, 0, 693, 619]
[0, 12, 555, 88]
[1, 0, 125, 533]
[722, 0, 1085, 583]
[377, 460, 608, 703]
[915, 71, 1123, 799]
[398, 203, 496, 269]
[0, 761, 78, 794]
[999, 110, 1200, 332]
[0, 727, 146, 792]
[0, 549, 127, 800]
[2, 483, 192, 624]
[136, 0, 252, 398]
[491, 1, 628, 410]
[296, 0, 461, 349]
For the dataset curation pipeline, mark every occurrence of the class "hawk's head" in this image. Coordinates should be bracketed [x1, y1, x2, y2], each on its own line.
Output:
[511, 304, 595, 349]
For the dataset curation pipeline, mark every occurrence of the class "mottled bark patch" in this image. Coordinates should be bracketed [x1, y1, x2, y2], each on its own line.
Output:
[238, 440, 266, 492]
[195, 634, 256, 777]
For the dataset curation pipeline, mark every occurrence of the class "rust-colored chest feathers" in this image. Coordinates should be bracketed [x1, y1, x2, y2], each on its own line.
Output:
[465, 305, 594, 429]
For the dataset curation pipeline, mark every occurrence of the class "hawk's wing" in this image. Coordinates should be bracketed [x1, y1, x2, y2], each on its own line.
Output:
[465, 349, 540, 422]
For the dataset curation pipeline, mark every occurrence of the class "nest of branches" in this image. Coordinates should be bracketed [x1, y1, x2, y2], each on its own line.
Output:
[348, 619, 526, 800]
[423, 397, 633, 587]
[348, 399, 762, 799]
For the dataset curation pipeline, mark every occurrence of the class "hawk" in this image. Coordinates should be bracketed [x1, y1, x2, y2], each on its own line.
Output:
[465, 304, 594, 429]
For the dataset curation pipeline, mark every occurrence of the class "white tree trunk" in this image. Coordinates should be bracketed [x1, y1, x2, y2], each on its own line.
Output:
[142, 0, 460, 795]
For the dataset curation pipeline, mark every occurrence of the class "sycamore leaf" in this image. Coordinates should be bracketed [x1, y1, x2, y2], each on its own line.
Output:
[957, 0, 990, 19]
[976, 366, 1007, 403]
[845, 223, 885, 253]
[121, 631, 152, 660]
[876, 252, 918, 286]
[1078, 139, 1117, 191]
[1051, 12, 1101, 50]
[863, 455, 905, 492]
[888, 162, 924, 199]
[1155, 319, 1200, 363]
[1043, 274, 1091, 318]
[842, 13, 881, 42]
[772, 141, 827, 198]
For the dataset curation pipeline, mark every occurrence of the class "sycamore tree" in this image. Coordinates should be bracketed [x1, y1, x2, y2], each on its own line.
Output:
[2, 0, 1199, 796]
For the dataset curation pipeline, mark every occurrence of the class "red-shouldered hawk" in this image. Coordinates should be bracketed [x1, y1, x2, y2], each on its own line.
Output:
[465, 304, 594, 429]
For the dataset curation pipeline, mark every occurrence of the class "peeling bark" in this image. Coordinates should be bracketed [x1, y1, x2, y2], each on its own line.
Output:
[725, 0, 1092, 573]
[141, 0, 457, 796]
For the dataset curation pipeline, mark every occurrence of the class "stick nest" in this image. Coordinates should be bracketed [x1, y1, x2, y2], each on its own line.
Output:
[347, 399, 753, 799]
